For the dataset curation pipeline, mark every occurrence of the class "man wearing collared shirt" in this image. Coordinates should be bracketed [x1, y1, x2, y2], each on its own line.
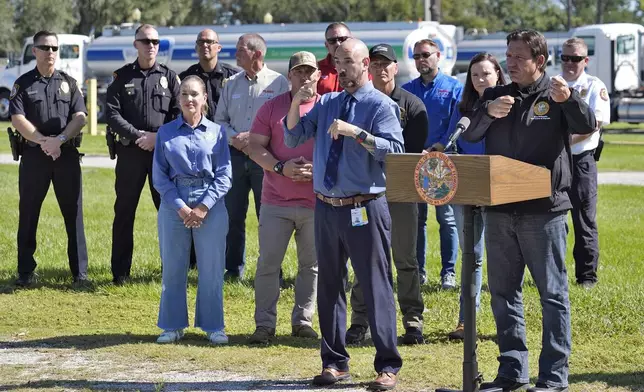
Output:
[247, 51, 321, 344]
[179, 29, 240, 119]
[106, 24, 181, 285]
[560, 37, 609, 289]
[285, 38, 403, 391]
[347, 43, 428, 347]
[215, 33, 289, 280]
[317, 22, 352, 94]
[403, 39, 462, 289]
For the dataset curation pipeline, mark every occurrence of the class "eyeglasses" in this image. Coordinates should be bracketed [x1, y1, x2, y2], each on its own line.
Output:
[35, 45, 59, 52]
[197, 39, 218, 46]
[136, 38, 160, 46]
[412, 52, 436, 60]
[560, 54, 586, 63]
[326, 36, 349, 45]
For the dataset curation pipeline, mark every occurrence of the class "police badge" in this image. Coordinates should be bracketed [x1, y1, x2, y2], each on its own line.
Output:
[60, 81, 70, 94]
[160, 76, 168, 89]
[580, 88, 588, 98]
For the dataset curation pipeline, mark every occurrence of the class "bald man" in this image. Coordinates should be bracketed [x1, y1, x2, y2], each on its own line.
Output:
[180, 29, 240, 120]
[284, 38, 404, 391]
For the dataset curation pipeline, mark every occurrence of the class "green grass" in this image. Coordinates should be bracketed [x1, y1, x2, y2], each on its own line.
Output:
[0, 164, 643, 391]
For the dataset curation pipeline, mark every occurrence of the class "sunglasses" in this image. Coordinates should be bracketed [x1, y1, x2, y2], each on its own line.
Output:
[412, 52, 436, 60]
[136, 38, 160, 46]
[35, 45, 59, 52]
[326, 36, 349, 45]
[560, 54, 586, 63]
[197, 39, 218, 46]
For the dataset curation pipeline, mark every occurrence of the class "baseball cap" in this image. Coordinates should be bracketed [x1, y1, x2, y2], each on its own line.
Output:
[289, 51, 318, 71]
[369, 44, 397, 62]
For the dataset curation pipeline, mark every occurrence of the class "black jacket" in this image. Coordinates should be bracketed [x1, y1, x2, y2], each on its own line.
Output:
[389, 85, 428, 153]
[179, 61, 240, 120]
[465, 73, 596, 213]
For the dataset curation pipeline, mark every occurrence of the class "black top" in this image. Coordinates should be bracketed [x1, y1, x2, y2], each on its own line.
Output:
[389, 85, 428, 153]
[9, 68, 87, 136]
[179, 61, 240, 120]
[466, 73, 597, 213]
[106, 61, 180, 140]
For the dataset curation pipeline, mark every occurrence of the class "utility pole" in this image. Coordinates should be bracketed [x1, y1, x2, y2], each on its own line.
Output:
[567, 0, 572, 30]
[596, 0, 603, 23]
[424, 0, 431, 21]
[425, 0, 441, 21]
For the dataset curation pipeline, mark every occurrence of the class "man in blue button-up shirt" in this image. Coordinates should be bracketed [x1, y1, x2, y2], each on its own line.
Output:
[284, 38, 403, 391]
[403, 38, 462, 289]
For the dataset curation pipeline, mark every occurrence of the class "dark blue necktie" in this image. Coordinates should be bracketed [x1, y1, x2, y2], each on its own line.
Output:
[323, 94, 353, 190]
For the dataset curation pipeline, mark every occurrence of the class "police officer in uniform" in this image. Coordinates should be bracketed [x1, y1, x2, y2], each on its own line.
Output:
[179, 28, 240, 119]
[107, 24, 180, 285]
[9, 30, 89, 287]
[560, 37, 609, 289]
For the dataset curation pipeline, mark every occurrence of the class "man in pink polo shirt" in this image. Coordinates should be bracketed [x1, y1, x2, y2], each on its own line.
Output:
[247, 51, 320, 344]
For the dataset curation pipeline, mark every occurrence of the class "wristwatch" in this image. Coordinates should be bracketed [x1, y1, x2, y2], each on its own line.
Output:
[273, 160, 285, 176]
[356, 130, 368, 144]
[57, 134, 68, 144]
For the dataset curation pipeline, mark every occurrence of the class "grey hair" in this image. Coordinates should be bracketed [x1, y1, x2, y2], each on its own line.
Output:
[240, 33, 267, 58]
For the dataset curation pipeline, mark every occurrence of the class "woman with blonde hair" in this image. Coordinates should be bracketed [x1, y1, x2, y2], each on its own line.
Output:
[152, 75, 232, 344]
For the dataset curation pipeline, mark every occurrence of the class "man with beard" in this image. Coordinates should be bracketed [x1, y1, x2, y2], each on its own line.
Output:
[559, 37, 609, 289]
[403, 39, 461, 290]
[347, 43, 428, 346]
[284, 38, 404, 391]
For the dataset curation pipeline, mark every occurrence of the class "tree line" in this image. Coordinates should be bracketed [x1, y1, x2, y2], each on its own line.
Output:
[1, 0, 643, 57]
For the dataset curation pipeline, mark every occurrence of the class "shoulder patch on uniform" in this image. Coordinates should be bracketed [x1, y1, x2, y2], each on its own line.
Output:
[110, 72, 117, 85]
[600, 88, 609, 101]
[10, 84, 19, 100]
[222, 78, 229, 88]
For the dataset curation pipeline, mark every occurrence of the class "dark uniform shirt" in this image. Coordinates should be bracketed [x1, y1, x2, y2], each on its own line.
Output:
[466, 73, 596, 213]
[179, 61, 240, 120]
[389, 85, 428, 153]
[106, 61, 180, 140]
[9, 68, 87, 136]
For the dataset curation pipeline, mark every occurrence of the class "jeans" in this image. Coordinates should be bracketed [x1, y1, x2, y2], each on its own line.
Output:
[484, 210, 571, 388]
[453, 205, 485, 323]
[416, 203, 459, 277]
[224, 149, 263, 277]
[157, 181, 228, 333]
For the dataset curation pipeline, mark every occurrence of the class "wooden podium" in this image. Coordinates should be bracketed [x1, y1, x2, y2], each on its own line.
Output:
[386, 153, 552, 392]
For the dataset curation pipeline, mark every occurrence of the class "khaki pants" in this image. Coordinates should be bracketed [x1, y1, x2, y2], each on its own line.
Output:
[254, 204, 318, 328]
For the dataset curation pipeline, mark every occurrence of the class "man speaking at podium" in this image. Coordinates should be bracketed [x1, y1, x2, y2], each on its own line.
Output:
[465, 30, 596, 392]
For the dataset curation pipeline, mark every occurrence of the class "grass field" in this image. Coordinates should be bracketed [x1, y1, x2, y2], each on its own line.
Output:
[0, 164, 643, 391]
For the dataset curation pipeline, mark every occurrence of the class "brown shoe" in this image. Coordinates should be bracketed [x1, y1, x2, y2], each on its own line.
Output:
[369, 372, 397, 390]
[312, 368, 351, 386]
[448, 322, 465, 340]
[292, 325, 319, 339]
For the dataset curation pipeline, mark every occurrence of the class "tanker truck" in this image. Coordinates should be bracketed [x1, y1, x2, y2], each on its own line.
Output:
[0, 21, 458, 122]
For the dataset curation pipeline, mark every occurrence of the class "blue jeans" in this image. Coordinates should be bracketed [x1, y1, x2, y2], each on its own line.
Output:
[416, 203, 459, 277]
[484, 210, 571, 388]
[157, 181, 228, 333]
[225, 149, 263, 277]
[453, 205, 485, 323]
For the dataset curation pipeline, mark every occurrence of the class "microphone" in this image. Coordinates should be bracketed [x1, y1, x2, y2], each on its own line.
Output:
[444, 117, 471, 153]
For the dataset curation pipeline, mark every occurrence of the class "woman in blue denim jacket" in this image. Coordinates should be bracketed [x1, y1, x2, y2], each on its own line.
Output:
[447, 53, 506, 339]
[152, 75, 232, 344]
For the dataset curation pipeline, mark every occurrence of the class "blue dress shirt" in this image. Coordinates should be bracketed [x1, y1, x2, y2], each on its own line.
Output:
[153, 115, 232, 210]
[403, 72, 463, 149]
[283, 82, 404, 197]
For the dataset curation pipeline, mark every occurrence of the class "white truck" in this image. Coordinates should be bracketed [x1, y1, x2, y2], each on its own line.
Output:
[0, 21, 458, 122]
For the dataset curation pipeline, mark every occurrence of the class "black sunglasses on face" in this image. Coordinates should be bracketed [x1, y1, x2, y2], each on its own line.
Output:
[560, 54, 585, 63]
[197, 39, 218, 46]
[412, 52, 435, 60]
[35, 45, 59, 52]
[136, 38, 160, 46]
[326, 36, 349, 45]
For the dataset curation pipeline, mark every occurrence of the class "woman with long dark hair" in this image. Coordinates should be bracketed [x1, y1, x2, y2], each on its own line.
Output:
[447, 53, 506, 339]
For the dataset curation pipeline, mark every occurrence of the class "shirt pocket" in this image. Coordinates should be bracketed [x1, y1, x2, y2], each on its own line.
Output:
[55, 92, 71, 121]
[26, 91, 44, 121]
[153, 89, 171, 113]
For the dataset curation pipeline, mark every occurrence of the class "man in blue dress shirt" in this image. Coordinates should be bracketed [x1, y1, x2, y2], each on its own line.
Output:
[284, 38, 403, 391]
[403, 39, 462, 289]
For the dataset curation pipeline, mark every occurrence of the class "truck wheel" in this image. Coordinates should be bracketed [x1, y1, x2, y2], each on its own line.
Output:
[0, 89, 10, 121]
